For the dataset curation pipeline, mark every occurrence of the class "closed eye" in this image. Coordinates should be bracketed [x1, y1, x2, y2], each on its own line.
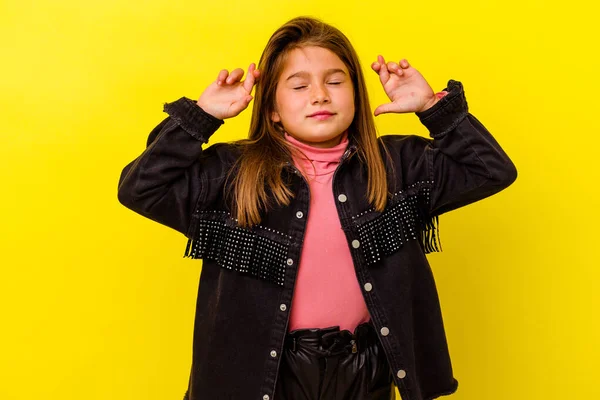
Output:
[293, 82, 342, 90]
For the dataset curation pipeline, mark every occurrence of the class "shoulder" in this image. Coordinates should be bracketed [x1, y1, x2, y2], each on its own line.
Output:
[376, 134, 433, 190]
[378, 133, 431, 147]
[378, 133, 432, 160]
[192, 141, 246, 186]
[199, 140, 244, 164]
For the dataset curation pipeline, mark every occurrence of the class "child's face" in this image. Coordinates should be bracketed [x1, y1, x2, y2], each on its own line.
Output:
[271, 46, 355, 148]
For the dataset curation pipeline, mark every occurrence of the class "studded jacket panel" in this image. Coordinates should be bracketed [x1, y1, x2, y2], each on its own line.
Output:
[117, 80, 517, 400]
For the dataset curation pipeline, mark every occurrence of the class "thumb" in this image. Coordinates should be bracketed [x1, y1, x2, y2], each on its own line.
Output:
[373, 102, 395, 116]
[228, 95, 253, 116]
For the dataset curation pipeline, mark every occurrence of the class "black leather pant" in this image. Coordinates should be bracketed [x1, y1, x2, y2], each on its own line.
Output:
[274, 321, 396, 400]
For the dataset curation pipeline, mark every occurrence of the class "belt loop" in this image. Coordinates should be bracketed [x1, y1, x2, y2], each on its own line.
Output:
[291, 337, 297, 352]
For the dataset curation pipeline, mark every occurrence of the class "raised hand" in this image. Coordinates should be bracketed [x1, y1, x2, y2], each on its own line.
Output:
[371, 56, 439, 116]
[196, 63, 261, 120]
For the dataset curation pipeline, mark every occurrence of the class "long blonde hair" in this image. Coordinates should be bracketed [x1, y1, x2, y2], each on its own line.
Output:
[228, 16, 388, 227]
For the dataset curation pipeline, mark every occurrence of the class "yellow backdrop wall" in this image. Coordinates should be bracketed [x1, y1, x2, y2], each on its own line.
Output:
[1, 0, 598, 399]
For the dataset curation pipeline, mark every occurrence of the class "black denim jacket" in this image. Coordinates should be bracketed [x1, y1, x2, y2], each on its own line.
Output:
[117, 80, 517, 400]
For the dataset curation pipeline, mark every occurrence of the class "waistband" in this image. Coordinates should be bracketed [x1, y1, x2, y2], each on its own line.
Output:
[284, 321, 376, 355]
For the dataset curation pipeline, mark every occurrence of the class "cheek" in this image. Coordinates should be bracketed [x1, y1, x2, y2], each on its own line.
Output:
[283, 97, 304, 116]
[344, 90, 355, 112]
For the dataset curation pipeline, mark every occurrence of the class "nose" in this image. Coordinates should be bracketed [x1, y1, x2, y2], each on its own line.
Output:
[311, 84, 330, 104]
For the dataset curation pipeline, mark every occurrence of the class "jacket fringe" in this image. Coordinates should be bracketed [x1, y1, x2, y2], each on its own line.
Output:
[185, 215, 442, 258]
[419, 214, 442, 253]
[184, 237, 193, 258]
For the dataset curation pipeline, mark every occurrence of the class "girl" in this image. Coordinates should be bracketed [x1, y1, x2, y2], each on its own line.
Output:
[118, 16, 517, 400]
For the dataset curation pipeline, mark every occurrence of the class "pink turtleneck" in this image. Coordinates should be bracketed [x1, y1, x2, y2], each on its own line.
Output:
[284, 131, 370, 332]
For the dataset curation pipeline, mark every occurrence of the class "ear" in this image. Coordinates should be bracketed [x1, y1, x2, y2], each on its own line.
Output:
[271, 111, 281, 123]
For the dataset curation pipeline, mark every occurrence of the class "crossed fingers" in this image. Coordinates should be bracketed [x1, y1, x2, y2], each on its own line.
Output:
[216, 63, 260, 93]
[371, 55, 410, 84]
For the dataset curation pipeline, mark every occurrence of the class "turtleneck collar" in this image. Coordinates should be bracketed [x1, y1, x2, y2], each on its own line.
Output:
[284, 131, 349, 161]
[284, 131, 349, 178]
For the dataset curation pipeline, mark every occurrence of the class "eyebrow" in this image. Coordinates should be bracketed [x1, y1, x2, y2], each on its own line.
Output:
[285, 68, 347, 81]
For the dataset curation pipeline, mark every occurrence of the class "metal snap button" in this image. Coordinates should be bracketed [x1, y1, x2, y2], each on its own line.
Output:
[364, 282, 373, 291]
[380, 327, 390, 336]
[397, 369, 407, 379]
[338, 194, 347, 202]
[351, 240, 360, 248]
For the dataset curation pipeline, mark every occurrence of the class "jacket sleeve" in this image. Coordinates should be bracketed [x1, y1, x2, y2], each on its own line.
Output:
[117, 96, 224, 236]
[412, 79, 518, 217]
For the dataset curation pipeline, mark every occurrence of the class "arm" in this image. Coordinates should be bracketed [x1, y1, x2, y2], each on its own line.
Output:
[415, 80, 517, 216]
[372, 57, 517, 217]
[117, 98, 224, 236]
[117, 62, 261, 237]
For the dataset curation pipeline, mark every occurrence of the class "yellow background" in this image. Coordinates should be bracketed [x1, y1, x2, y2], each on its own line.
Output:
[1, 0, 598, 399]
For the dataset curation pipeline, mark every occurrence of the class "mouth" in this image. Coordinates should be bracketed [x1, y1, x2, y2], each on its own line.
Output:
[308, 111, 335, 120]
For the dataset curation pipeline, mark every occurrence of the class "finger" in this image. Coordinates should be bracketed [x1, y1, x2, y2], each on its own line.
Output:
[399, 59, 410, 69]
[377, 55, 390, 85]
[387, 61, 403, 76]
[217, 69, 229, 85]
[226, 68, 244, 84]
[243, 63, 257, 93]
[371, 61, 381, 72]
